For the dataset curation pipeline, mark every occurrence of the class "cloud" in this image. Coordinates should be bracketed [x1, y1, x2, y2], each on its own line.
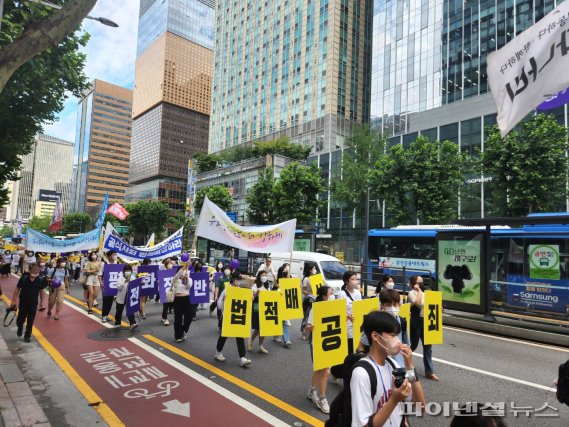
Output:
[43, 0, 139, 141]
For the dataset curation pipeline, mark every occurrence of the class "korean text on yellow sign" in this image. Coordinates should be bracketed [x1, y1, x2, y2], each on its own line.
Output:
[279, 278, 303, 320]
[352, 298, 380, 343]
[259, 291, 283, 336]
[309, 273, 326, 296]
[398, 303, 411, 339]
[423, 291, 443, 345]
[312, 298, 348, 371]
[222, 286, 253, 338]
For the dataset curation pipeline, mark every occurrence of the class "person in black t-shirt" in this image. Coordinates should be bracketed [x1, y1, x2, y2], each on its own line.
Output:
[11, 263, 47, 342]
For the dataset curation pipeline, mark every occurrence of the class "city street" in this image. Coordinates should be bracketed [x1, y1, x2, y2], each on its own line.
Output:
[0, 273, 568, 426]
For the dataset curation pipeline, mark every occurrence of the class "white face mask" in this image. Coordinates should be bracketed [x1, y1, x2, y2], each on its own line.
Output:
[61, 263, 66, 268]
[283, 268, 289, 273]
[218, 263, 223, 269]
[377, 334, 402, 356]
[385, 281, 395, 289]
[260, 276, 268, 283]
[124, 272, 132, 278]
[111, 255, 118, 261]
[328, 294, 336, 300]
[384, 306, 400, 318]
[311, 269, 317, 275]
[224, 269, 231, 276]
[39, 263, 45, 268]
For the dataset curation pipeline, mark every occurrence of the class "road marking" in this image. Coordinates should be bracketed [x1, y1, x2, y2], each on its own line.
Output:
[444, 325, 569, 353]
[161, 399, 190, 418]
[144, 335, 325, 427]
[0, 294, 124, 427]
[412, 353, 557, 392]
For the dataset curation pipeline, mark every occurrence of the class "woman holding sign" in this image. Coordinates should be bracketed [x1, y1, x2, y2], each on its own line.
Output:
[248, 270, 270, 354]
[172, 263, 193, 343]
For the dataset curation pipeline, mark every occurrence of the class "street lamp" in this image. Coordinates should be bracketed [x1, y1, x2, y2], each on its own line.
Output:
[86, 15, 119, 28]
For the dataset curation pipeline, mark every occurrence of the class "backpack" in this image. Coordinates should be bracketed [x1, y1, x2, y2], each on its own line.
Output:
[326, 352, 398, 427]
[557, 359, 569, 406]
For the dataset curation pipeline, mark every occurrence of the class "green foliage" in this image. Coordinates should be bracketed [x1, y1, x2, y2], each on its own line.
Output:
[0, 225, 13, 237]
[331, 124, 385, 216]
[273, 162, 327, 224]
[219, 145, 255, 163]
[372, 135, 467, 225]
[246, 169, 276, 225]
[102, 213, 123, 227]
[193, 152, 220, 173]
[252, 137, 311, 160]
[62, 212, 92, 233]
[26, 216, 51, 233]
[194, 186, 233, 214]
[125, 201, 171, 239]
[479, 113, 569, 216]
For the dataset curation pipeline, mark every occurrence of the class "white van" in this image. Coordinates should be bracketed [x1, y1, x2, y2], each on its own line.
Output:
[269, 251, 347, 295]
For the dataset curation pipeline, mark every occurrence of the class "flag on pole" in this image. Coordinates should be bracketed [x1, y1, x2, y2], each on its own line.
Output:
[487, 1, 569, 136]
[106, 202, 129, 220]
[16, 209, 22, 235]
[146, 233, 155, 248]
[95, 193, 109, 229]
[48, 200, 62, 233]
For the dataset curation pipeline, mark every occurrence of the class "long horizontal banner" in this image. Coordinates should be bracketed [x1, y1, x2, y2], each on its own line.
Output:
[195, 196, 296, 253]
[103, 223, 183, 262]
[26, 228, 100, 252]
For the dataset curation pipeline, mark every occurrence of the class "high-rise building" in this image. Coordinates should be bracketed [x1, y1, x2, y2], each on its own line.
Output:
[7, 134, 74, 221]
[70, 79, 133, 215]
[209, 0, 372, 155]
[126, 0, 214, 210]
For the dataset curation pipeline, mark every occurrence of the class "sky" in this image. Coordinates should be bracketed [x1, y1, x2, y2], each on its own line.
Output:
[42, 0, 140, 142]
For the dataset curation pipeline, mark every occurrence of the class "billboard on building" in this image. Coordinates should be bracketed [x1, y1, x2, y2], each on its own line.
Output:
[38, 189, 61, 203]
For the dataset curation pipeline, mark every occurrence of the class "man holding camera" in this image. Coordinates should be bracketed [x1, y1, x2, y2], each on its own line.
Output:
[10, 263, 47, 342]
[351, 311, 425, 427]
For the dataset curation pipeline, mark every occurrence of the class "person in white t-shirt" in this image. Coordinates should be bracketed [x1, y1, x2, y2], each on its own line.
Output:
[257, 257, 277, 285]
[338, 271, 362, 354]
[351, 311, 425, 427]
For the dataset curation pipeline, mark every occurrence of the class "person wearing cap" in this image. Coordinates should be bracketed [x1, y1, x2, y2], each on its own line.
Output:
[11, 263, 47, 342]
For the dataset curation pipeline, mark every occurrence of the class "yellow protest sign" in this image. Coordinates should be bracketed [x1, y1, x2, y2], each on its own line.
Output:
[398, 303, 411, 339]
[259, 291, 283, 336]
[352, 298, 380, 344]
[309, 273, 326, 296]
[312, 298, 348, 371]
[423, 291, 443, 345]
[279, 278, 303, 320]
[222, 286, 253, 338]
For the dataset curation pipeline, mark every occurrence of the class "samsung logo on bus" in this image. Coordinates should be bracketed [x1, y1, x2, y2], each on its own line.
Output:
[519, 292, 559, 304]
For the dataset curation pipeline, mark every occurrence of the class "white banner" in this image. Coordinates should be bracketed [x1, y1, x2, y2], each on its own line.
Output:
[195, 197, 296, 253]
[487, 2, 569, 136]
[26, 228, 100, 253]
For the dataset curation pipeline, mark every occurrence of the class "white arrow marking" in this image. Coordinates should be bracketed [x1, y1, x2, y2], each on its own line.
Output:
[162, 399, 190, 417]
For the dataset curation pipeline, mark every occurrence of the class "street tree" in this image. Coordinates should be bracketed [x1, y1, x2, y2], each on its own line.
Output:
[479, 113, 569, 216]
[26, 216, 51, 233]
[62, 212, 92, 233]
[194, 186, 233, 214]
[0, 225, 13, 236]
[246, 169, 276, 225]
[125, 201, 171, 240]
[272, 162, 326, 224]
[193, 152, 220, 173]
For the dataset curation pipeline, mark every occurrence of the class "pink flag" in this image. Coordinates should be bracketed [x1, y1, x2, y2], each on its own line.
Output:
[48, 200, 62, 233]
[106, 202, 129, 220]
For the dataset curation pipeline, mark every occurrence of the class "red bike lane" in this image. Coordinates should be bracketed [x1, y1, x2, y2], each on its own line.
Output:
[1, 275, 281, 426]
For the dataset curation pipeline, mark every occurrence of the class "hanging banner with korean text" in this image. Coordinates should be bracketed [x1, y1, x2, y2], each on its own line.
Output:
[259, 291, 283, 336]
[309, 273, 326, 296]
[137, 265, 159, 297]
[26, 228, 101, 253]
[398, 303, 411, 339]
[280, 278, 303, 320]
[222, 286, 253, 337]
[487, 1, 569, 136]
[189, 272, 210, 304]
[352, 298, 380, 341]
[157, 269, 177, 304]
[126, 278, 142, 317]
[195, 197, 296, 253]
[312, 299, 348, 371]
[423, 291, 443, 345]
[102, 264, 125, 297]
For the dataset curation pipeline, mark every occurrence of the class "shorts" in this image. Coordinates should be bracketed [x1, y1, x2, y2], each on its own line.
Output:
[86, 275, 100, 287]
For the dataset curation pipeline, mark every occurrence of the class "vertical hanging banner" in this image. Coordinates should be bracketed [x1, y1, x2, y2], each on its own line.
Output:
[126, 278, 142, 317]
[138, 265, 159, 297]
[157, 269, 177, 303]
[352, 298, 380, 342]
[280, 278, 303, 320]
[312, 299, 348, 371]
[259, 291, 283, 336]
[190, 272, 210, 304]
[423, 291, 443, 345]
[398, 303, 411, 339]
[102, 264, 125, 297]
[309, 274, 326, 296]
[222, 286, 253, 337]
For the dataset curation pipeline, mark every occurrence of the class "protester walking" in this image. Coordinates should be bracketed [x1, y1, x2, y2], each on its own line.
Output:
[11, 263, 47, 342]
[85, 252, 101, 314]
[22, 251, 36, 274]
[114, 265, 138, 330]
[272, 263, 292, 347]
[209, 261, 225, 317]
[248, 270, 270, 354]
[159, 258, 173, 326]
[100, 250, 120, 323]
[47, 258, 70, 320]
[172, 263, 192, 343]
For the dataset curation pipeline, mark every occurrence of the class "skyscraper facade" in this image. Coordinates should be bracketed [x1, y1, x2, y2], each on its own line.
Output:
[127, 0, 214, 210]
[209, 0, 372, 155]
[70, 80, 133, 215]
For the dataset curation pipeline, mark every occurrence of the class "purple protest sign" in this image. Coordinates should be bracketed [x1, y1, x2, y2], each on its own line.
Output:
[126, 278, 141, 317]
[537, 87, 569, 111]
[138, 265, 159, 297]
[102, 264, 125, 297]
[157, 269, 177, 304]
[189, 272, 210, 304]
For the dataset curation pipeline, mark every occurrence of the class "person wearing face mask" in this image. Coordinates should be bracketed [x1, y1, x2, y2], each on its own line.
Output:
[378, 289, 410, 368]
[211, 264, 231, 330]
[375, 274, 395, 294]
[272, 263, 292, 347]
[11, 263, 48, 342]
[257, 256, 277, 286]
[301, 264, 319, 337]
[47, 258, 70, 320]
[23, 251, 36, 274]
[248, 270, 270, 354]
[209, 261, 225, 317]
[100, 250, 119, 323]
[408, 275, 439, 381]
[138, 258, 152, 319]
[159, 258, 174, 326]
[172, 263, 193, 343]
[339, 271, 362, 354]
[114, 265, 138, 330]
[36, 260, 50, 311]
[84, 252, 101, 315]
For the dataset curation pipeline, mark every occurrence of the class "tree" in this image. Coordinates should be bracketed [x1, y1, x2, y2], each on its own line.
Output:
[479, 114, 569, 216]
[26, 216, 51, 233]
[272, 162, 326, 224]
[125, 201, 171, 239]
[0, 225, 13, 236]
[62, 212, 92, 233]
[331, 124, 384, 216]
[246, 169, 276, 225]
[252, 136, 311, 160]
[193, 152, 220, 173]
[194, 186, 233, 214]
[372, 135, 467, 224]
[0, 1, 92, 207]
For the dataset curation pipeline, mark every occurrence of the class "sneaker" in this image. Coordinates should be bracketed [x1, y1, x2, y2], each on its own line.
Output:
[140, 314, 146, 320]
[285, 340, 292, 348]
[330, 375, 341, 385]
[114, 324, 121, 329]
[275, 337, 283, 343]
[17, 325, 23, 337]
[306, 387, 317, 401]
[130, 323, 139, 331]
[102, 316, 108, 323]
[247, 340, 253, 351]
[183, 334, 187, 341]
[239, 357, 252, 367]
[54, 316, 60, 320]
[316, 397, 330, 414]
[93, 300, 99, 307]
[176, 338, 183, 343]
[87, 310, 93, 315]
[161, 319, 170, 326]
[192, 316, 197, 321]
[258, 346, 269, 354]
[24, 337, 31, 343]
[214, 352, 226, 362]
[209, 310, 214, 318]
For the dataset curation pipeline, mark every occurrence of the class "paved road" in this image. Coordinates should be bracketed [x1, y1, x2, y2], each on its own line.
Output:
[2, 274, 569, 426]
